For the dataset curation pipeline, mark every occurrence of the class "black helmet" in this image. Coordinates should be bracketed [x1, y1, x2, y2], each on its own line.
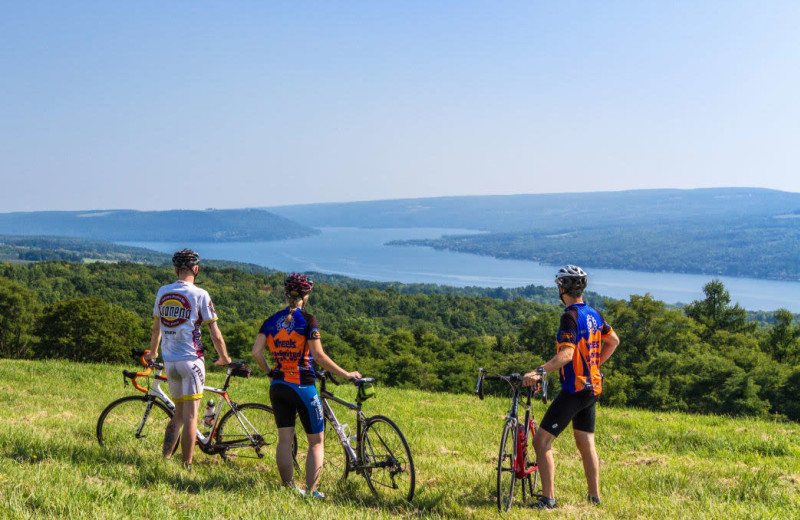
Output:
[172, 249, 200, 270]
[555, 264, 587, 295]
[284, 272, 313, 297]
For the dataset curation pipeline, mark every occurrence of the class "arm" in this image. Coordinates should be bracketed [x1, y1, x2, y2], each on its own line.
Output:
[145, 316, 161, 363]
[523, 346, 574, 387]
[251, 333, 272, 374]
[598, 330, 620, 366]
[308, 339, 361, 380]
[206, 320, 232, 366]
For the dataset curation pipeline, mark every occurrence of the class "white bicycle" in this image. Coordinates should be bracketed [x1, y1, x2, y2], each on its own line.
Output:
[96, 349, 281, 462]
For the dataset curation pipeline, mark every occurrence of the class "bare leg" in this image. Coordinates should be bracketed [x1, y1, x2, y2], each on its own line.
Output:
[163, 401, 183, 458]
[181, 399, 200, 465]
[276, 427, 296, 486]
[574, 429, 600, 498]
[533, 428, 557, 499]
[305, 432, 324, 492]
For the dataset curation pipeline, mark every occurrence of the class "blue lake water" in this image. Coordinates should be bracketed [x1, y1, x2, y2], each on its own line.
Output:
[122, 227, 800, 312]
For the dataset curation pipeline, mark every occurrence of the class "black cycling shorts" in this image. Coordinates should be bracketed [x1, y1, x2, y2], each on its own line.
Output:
[538, 388, 599, 437]
[269, 382, 325, 434]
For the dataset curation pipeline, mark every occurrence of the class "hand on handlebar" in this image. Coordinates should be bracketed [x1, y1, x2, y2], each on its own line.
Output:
[346, 370, 362, 380]
[522, 370, 542, 387]
[214, 355, 232, 366]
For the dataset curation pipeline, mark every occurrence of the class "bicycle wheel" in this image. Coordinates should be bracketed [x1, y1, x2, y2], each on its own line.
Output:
[97, 396, 175, 455]
[497, 421, 516, 511]
[360, 415, 415, 502]
[215, 403, 278, 463]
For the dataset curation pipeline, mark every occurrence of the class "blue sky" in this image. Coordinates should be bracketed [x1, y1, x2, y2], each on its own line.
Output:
[2, 1, 799, 211]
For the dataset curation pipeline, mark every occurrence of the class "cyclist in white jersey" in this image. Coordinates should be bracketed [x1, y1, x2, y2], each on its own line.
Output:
[146, 249, 231, 468]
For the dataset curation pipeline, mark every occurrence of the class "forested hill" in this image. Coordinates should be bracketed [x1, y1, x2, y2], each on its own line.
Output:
[0, 208, 318, 242]
[1, 261, 799, 422]
[271, 188, 800, 281]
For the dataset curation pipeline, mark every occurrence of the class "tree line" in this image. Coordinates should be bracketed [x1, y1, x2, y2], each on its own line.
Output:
[1, 261, 798, 420]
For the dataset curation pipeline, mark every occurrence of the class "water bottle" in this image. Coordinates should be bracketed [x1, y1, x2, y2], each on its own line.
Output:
[202, 399, 215, 428]
[334, 423, 349, 444]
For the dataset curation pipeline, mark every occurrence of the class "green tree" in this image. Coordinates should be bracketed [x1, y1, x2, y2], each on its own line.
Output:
[0, 278, 40, 358]
[764, 309, 800, 364]
[685, 280, 755, 337]
[33, 297, 149, 362]
[519, 307, 560, 359]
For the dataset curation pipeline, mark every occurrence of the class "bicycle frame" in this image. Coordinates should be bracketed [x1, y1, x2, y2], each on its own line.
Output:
[124, 359, 262, 454]
[476, 368, 546, 509]
[317, 372, 367, 471]
[510, 386, 537, 480]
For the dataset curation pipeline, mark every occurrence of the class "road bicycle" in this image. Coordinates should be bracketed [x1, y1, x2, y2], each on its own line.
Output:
[96, 349, 279, 463]
[475, 367, 548, 511]
[297, 369, 416, 502]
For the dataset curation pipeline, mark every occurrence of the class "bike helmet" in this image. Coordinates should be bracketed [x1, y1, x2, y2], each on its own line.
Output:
[555, 264, 588, 295]
[284, 272, 313, 297]
[172, 249, 200, 270]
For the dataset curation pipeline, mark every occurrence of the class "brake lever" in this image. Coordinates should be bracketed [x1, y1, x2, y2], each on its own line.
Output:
[327, 371, 341, 386]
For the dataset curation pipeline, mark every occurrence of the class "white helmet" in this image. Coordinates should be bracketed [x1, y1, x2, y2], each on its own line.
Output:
[555, 265, 588, 294]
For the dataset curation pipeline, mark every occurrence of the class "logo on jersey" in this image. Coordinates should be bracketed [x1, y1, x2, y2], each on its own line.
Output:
[159, 293, 192, 328]
[310, 329, 321, 339]
[587, 315, 599, 335]
[558, 331, 576, 343]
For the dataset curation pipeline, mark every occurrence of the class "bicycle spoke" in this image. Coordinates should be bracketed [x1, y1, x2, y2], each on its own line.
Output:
[97, 396, 174, 456]
[215, 403, 278, 465]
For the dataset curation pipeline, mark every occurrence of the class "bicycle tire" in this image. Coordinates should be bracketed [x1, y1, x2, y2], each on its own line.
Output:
[360, 415, 415, 502]
[497, 420, 516, 511]
[215, 402, 278, 463]
[96, 395, 176, 455]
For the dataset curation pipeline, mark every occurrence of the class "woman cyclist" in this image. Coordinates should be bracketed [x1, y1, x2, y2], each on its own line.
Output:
[252, 273, 361, 498]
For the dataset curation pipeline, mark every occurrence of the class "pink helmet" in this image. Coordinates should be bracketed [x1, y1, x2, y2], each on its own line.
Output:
[284, 272, 313, 297]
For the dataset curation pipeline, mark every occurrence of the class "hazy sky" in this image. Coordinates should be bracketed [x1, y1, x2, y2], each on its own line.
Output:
[2, 1, 799, 212]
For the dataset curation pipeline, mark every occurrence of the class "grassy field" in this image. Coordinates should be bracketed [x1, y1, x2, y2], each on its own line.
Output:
[1, 359, 799, 520]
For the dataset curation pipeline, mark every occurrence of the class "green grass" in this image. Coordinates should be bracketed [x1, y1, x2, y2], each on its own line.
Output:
[1, 359, 799, 519]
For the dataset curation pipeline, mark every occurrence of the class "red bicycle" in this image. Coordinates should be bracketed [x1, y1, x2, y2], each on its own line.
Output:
[476, 367, 548, 511]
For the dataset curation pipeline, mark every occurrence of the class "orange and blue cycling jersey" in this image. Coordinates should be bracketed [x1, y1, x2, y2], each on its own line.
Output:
[259, 308, 321, 385]
[556, 303, 614, 396]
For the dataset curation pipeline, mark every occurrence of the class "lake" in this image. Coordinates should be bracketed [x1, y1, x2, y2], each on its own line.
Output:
[122, 227, 800, 312]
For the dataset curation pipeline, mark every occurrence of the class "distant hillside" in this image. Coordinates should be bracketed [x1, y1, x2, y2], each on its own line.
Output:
[0, 208, 318, 242]
[0, 235, 284, 275]
[269, 188, 800, 232]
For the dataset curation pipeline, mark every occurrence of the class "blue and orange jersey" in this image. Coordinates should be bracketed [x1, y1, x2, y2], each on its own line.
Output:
[259, 308, 321, 385]
[556, 303, 613, 396]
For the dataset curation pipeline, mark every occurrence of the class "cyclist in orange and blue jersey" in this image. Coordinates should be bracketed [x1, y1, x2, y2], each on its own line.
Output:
[523, 265, 620, 509]
[251, 273, 360, 499]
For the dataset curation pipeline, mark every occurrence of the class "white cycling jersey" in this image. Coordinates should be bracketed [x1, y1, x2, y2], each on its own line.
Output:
[153, 280, 218, 362]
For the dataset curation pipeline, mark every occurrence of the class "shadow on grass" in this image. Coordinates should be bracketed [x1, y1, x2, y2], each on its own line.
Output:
[3, 436, 499, 517]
